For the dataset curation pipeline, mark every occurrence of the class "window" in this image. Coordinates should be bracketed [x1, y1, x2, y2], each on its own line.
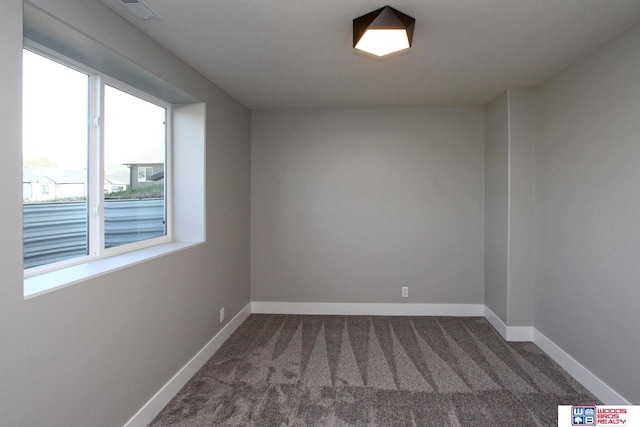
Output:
[138, 167, 153, 182]
[23, 47, 170, 273]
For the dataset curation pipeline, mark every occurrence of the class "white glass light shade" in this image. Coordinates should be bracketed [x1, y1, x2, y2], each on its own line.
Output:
[354, 29, 410, 57]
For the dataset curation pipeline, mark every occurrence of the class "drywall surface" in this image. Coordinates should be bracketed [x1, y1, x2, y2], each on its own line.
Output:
[251, 107, 484, 304]
[484, 92, 509, 322]
[506, 90, 534, 326]
[0, 1, 250, 426]
[534, 23, 640, 403]
[484, 89, 535, 327]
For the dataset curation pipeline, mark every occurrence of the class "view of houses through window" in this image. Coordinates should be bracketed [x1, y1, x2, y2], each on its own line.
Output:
[23, 48, 169, 270]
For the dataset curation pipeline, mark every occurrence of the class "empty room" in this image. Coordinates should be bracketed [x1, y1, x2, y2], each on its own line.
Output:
[1, 0, 639, 426]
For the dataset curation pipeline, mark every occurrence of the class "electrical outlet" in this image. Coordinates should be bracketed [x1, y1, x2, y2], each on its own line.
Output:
[402, 287, 408, 298]
[220, 307, 225, 323]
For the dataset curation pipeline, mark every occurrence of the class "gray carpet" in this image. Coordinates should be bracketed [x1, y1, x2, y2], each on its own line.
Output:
[149, 315, 599, 426]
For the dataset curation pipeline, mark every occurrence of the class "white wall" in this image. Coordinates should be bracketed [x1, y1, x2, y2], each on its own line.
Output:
[506, 90, 534, 326]
[534, 23, 640, 403]
[0, 1, 250, 426]
[251, 108, 485, 304]
[484, 90, 534, 327]
[484, 92, 509, 321]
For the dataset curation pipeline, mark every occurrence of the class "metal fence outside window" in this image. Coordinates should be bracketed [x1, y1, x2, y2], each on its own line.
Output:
[23, 199, 165, 269]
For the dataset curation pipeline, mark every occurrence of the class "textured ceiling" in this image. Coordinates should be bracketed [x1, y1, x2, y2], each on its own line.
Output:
[99, 0, 640, 110]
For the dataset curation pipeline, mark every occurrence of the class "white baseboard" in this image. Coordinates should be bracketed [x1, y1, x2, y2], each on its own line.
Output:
[483, 306, 534, 342]
[251, 301, 485, 316]
[482, 306, 629, 404]
[532, 329, 630, 405]
[122, 303, 251, 427]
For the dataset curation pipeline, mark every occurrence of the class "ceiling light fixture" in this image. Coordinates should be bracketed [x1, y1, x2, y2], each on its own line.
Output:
[353, 6, 415, 57]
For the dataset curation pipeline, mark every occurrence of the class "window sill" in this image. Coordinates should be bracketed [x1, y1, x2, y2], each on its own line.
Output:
[24, 241, 202, 299]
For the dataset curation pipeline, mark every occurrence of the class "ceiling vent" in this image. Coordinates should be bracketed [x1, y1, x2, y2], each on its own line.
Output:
[118, 0, 161, 20]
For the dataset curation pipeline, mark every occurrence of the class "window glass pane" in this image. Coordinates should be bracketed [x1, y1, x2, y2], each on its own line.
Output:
[103, 85, 166, 248]
[22, 50, 89, 269]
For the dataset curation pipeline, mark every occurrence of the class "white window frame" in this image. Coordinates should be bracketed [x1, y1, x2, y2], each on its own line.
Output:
[138, 166, 154, 182]
[23, 42, 173, 279]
